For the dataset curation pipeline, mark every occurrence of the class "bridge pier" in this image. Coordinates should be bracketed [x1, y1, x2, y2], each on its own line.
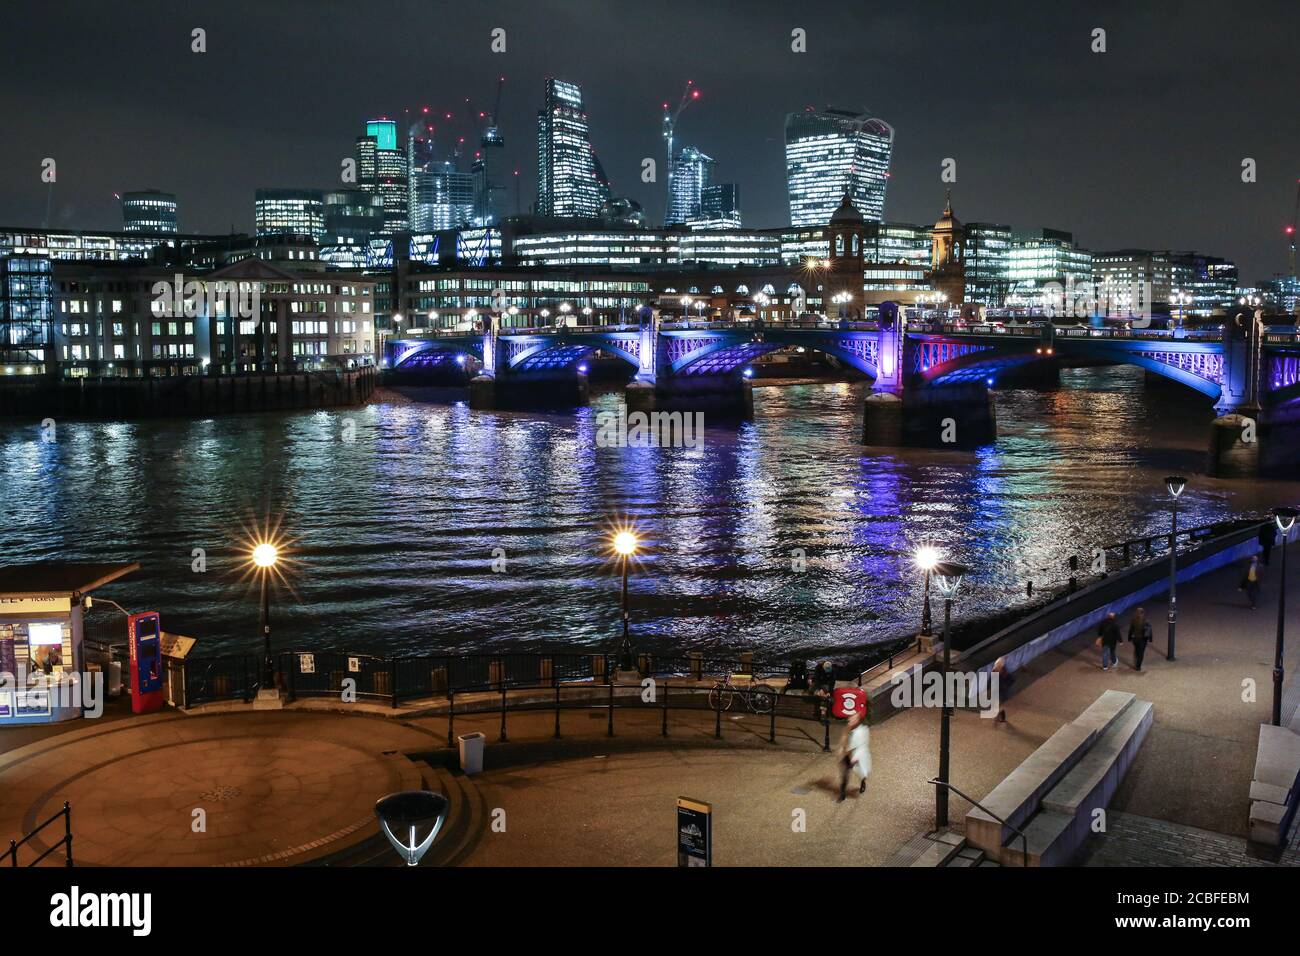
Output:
[469, 369, 590, 411]
[864, 384, 996, 449]
[624, 374, 753, 419]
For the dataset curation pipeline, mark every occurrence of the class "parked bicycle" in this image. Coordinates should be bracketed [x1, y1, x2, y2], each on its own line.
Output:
[708, 671, 777, 714]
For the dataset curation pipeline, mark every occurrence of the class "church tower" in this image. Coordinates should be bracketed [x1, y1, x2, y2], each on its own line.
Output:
[929, 191, 966, 304]
[827, 193, 864, 320]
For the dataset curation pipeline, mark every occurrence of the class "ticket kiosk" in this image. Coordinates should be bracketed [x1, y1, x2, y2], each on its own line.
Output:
[0, 562, 140, 726]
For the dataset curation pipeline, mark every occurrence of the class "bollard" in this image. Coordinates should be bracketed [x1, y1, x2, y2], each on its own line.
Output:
[554, 684, 561, 739]
[447, 691, 455, 748]
[63, 802, 72, 867]
[390, 658, 398, 710]
[768, 692, 776, 743]
[607, 680, 615, 737]
[662, 682, 669, 737]
[714, 694, 722, 739]
[822, 712, 830, 752]
[499, 686, 508, 742]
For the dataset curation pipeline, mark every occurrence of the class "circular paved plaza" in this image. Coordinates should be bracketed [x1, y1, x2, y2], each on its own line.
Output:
[0, 711, 438, 866]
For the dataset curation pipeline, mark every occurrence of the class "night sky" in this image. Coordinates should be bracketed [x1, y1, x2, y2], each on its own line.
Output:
[1, 0, 1297, 281]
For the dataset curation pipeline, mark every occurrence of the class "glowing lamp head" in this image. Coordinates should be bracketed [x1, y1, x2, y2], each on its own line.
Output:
[252, 543, 279, 569]
[613, 531, 638, 556]
[915, 545, 940, 572]
[1165, 475, 1188, 499]
[933, 561, 969, 599]
[1275, 507, 1298, 534]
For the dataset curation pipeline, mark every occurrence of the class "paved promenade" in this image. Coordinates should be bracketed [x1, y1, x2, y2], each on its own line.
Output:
[0, 543, 1295, 866]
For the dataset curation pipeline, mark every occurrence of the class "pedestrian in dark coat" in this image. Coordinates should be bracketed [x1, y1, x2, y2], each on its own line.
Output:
[1240, 556, 1263, 609]
[1127, 607, 1153, 671]
[1095, 612, 1121, 671]
[1259, 522, 1276, 566]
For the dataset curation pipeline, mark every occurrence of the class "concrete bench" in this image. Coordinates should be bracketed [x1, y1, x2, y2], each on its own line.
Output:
[1248, 723, 1300, 847]
[968, 690, 1153, 865]
[966, 690, 1136, 855]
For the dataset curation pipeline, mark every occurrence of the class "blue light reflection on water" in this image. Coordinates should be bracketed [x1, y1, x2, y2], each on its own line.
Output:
[1, 367, 1296, 659]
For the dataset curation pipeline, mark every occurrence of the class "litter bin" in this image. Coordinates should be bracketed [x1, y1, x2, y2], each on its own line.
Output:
[458, 732, 485, 775]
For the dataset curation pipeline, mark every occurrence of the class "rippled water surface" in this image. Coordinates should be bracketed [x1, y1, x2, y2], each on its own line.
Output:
[2, 367, 1296, 658]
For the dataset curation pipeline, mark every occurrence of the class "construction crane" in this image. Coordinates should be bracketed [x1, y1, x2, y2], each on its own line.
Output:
[1288, 178, 1300, 279]
[661, 80, 700, 223]
[482, 76, 505, 146]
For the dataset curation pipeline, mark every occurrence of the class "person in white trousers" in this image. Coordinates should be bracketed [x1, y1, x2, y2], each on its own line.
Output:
[837, 709, 871, 801]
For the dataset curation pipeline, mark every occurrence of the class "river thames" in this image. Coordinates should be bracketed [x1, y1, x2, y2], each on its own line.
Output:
[2, 367, 1296, 660]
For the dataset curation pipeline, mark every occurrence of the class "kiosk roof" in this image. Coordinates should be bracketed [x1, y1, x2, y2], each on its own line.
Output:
[0, 562, 141, 596]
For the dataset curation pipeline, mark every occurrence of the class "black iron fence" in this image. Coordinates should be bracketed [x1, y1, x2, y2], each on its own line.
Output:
[5, 802, 73, 868]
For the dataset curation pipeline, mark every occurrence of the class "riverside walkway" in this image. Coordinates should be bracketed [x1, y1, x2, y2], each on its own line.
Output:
[1, 548, 1296, 867]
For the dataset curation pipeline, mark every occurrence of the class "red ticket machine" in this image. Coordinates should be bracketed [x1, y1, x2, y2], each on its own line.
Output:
[128, 611, 164, 714]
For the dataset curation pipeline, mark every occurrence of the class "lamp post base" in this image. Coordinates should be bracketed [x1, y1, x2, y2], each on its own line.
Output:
[253, 687, 284, 710]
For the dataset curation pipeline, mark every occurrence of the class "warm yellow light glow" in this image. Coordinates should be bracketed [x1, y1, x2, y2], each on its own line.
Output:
[915, 545, 940, 571]
[613, 531, 638, 556]
[252, 543, 279, 568]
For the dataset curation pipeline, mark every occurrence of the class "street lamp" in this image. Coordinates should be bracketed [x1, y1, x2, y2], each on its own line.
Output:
[1272, 507, 1298, 726]
[933, 560, 969, 829]
[613, 530, 639, 670]
[251, 542, 279, 691]
[1164, 475, 1188, 660]
[916, 545, 940, 638]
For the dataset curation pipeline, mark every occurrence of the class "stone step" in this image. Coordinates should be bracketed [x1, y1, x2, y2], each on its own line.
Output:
[967, 689, 1138, 855]
[1041, 699, 1153, 817]
[908, 836, 966, 867]
[1000, 809, 1074, 867]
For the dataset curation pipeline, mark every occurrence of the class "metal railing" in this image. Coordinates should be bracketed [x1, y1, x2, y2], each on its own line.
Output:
[443, 678, 826, 748]
[927, 780, 1028, 867]
[5, 802, 73, 868]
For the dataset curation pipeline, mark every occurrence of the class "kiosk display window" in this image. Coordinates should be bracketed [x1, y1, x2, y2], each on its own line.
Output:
[0, 621, 74, 719]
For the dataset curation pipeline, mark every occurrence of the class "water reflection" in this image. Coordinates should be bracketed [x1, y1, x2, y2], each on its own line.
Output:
[1, 366, 1296, 659]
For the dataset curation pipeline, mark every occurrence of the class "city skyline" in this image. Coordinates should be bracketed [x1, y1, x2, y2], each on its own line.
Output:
[1, 1, 1298, 281]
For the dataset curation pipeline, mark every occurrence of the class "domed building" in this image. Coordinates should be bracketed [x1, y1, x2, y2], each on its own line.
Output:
[929, 191, 966, 305]
[826, 194, 865, 320]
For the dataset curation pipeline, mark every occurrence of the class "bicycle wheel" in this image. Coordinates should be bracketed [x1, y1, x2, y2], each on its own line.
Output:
[708, 683, 734, 711]
[749, 684, 776, 714]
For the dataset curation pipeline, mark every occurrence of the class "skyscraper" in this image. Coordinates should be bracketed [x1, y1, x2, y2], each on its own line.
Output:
[666, 147, 715, 225]
[356, 118, 408, 234]
[784, 107, 893, 227]
[535, 78, 602, 219]
[690, 183, 742, 230]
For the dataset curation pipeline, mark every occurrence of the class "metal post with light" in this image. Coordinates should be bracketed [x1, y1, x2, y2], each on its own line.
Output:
[613, 531, 638, 670]
[252, 542, 279, 692]
[933, 560, 968, 830]
[1272, 507, 1297, 726]
[1164, 476, 1187, 660]
[916, 545, 939, 639]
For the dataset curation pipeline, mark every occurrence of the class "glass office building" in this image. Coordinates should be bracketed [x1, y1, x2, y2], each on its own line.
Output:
[254, 189, 325, 241]
[0, 255, 54, 370]
[1007, 229, 1092, 301]
[120, 191, 178, 233]
[688, 183, 742, 231]
[356, 119, 408, 234]
[666, 147, 715, 226]
[964, 222, 1013, 305]
[411, 162, 475, 232]
[535, 78, 603, 219]
[785, 108, 893, 227]
[861, 221, 929, 266]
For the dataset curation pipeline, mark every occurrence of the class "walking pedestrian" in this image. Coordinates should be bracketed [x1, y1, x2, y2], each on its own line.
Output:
[1095, 612, 1121, 671]
[1127, 607, 1153, 671]
[1259, 522, 1276, 566]
[1240, 555, 1263, 609]
[837, 709, 871, 801]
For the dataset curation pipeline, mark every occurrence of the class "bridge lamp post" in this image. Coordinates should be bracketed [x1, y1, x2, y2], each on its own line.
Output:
[932, 560, 969, 830]
[251, 542, 279, 692]
[559, 302, 572, 328]
[613, 530, 639, 670]
[1272, 508, 1298, 726]
[916, 545, 940, 638]
[1164, 475, 1188, 660]
[582, 306, 593, 326]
